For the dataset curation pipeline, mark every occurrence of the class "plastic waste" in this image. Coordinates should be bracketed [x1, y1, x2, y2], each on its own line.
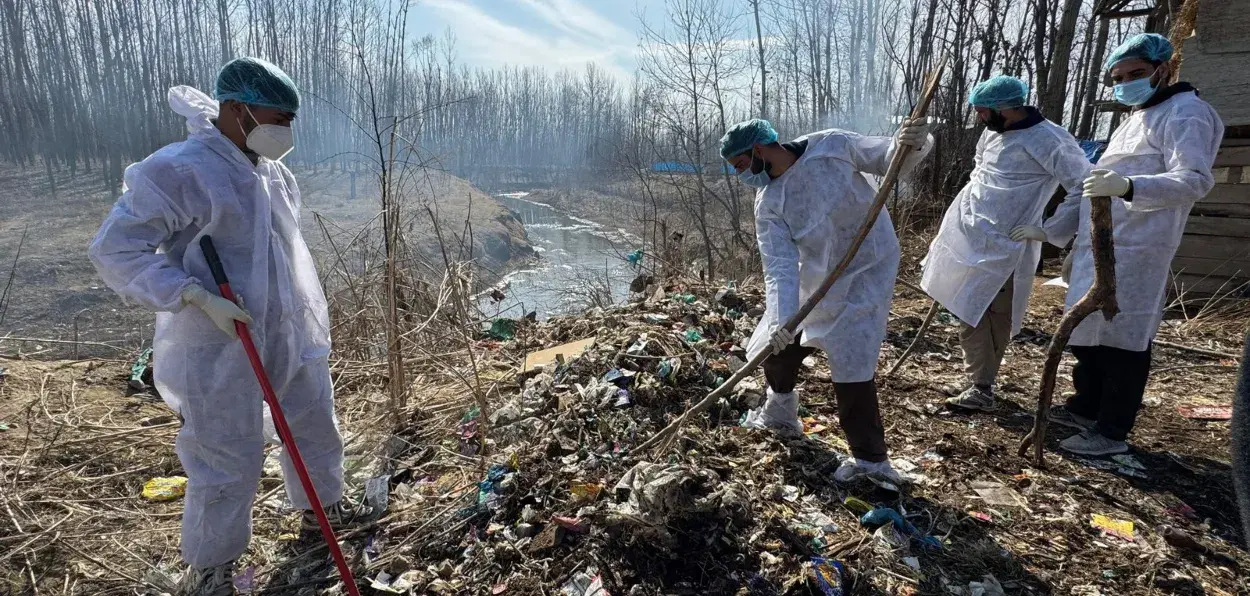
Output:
[487, 318, 518, 341]
[627, 249, 644, 266]
[129, 348, 153, 392]
[1090, 513, 1135, 541]
[860, 507, 941, 548]
[968, 574, 1005, 596]
[560, 567, 607, 595]
[570, 481, 604, 502]
[141, 476, 188, 502]
[843, 496, 873, 515]
[684, 329, 703, 344]
[231, 566, 256, 594]
[365, 474, 390, 514]
[811, 557, 847, 595]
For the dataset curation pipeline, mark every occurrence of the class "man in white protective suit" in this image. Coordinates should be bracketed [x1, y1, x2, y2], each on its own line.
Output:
[921, 75, 1092, 411]
[720, 117, 933, 485]
[1043, 33, 1223, 456]
[89, 57, 373, 596]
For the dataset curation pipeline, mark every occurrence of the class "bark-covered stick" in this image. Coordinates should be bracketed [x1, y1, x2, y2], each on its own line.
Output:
[885, 299, 940, 378]
[1018, 195, 1118, 465]
[632, 56, 948, 455]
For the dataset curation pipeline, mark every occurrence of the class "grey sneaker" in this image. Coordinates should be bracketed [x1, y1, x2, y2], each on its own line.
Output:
[1048, 405, 1095, 431]
[945, 386, 996, 411]
[302, 499, 377, 532]
[1060, 430, 1129, 456]
[177, 562, 235, 596]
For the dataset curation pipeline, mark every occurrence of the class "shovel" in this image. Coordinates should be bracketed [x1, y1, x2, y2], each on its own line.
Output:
[199, 236, 362, 596]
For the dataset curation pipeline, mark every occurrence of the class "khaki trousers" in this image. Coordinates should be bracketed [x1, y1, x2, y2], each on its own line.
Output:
[958, 276, 1014, 389]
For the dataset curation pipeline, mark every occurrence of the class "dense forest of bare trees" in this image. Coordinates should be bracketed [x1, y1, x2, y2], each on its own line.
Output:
[0, 0, 1167, 207]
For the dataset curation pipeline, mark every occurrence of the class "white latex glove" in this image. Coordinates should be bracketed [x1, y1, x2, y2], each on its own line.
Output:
[1061, 251, 1074, 284]
[1010, 225, 1046, 242]
[182, 285, 253, 339]
[768, 327, 795, 355]
[895, 117, 930, 148]
[1082, 169, 1130, 198]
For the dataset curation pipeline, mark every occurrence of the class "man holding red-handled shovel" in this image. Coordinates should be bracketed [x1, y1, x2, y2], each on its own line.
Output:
[89, 57, 372, 596]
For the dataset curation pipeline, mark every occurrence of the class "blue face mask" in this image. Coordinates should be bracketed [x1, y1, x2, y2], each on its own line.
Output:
[736, 149, 772, 187]
[1113, 71, 1159, 106]
[738, 168, 771, 188]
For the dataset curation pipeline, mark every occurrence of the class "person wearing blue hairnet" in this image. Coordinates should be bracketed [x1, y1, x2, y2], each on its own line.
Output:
[720, 116, 933, 486]
[921, 75, 1092, 412]
[1043, 33, 1223, 456]
[89, 57, 373, 595]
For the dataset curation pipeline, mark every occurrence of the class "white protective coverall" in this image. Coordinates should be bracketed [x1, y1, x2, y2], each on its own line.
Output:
[88, 86, 342, 568]
[921, 115, 1091, 336]
[745, 129, 933, 383]
[1044, 89, 1223, 351]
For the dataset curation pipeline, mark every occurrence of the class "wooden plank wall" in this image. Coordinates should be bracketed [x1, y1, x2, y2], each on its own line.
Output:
[1171, 144, 1250, 298]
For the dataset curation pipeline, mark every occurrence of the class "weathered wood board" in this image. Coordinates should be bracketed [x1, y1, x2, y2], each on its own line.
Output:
[1180, 49, 1250, 128]
[1196, 0, 1250, 55]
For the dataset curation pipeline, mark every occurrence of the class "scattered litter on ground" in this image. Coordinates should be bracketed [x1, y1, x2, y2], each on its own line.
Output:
[3, 278, 1248, 594]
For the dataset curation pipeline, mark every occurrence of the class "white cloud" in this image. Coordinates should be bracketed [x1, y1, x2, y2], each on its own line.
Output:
[514, 0, 634, 44]
[424, 0, 634, 80]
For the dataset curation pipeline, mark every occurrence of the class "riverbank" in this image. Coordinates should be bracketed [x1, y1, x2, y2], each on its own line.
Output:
[481, 192, 639, 319]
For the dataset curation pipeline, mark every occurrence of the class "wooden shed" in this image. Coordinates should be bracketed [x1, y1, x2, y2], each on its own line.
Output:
[1168, 0, 1250, 299]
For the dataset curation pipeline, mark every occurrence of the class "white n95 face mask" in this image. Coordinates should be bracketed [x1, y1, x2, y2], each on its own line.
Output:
[243, 105, 295, 161]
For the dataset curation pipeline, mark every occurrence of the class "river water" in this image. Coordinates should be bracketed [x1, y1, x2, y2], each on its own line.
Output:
[481, 192, 637, 319]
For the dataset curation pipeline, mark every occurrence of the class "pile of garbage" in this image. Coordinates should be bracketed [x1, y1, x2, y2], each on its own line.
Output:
[355, 281, 1246, 595]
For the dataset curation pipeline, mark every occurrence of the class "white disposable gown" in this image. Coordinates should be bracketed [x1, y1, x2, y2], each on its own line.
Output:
[88, 86, 342, 568]
[921, 116, 1091, 336]
[746, 129, 933, 383]
[1044, 90, 1223, 351]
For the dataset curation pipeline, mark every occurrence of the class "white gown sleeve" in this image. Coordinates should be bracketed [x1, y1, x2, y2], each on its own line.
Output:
[1126, 105, 1222, 211]
[88, 164, 200, 312]
[844, 131, 935, 178]
[756, 204, 801, 330]
[1035, 130, 1093, 244]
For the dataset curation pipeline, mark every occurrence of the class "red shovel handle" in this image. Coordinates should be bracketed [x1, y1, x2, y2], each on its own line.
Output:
[198, 236, 361, 596]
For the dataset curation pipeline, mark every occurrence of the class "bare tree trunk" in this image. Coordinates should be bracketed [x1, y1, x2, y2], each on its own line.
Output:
[752, 0, 767, 117]
[1041, 0, 1083, 122]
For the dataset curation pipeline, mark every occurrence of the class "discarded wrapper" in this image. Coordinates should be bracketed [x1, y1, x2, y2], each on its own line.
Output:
[142, 476, 188, 502]
[810, 557, 846, 595]
[1177, 405, 1232, 420]
[1090, 513, 1135, 541]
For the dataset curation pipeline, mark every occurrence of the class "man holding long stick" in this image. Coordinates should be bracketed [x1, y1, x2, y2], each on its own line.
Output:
[1042, 34, 1223, 456]
[721, 117, 932, 484]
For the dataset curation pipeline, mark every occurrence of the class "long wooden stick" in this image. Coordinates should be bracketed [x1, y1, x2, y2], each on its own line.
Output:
[885, 299, 940, 378]
[1018, 196, 1118, 465]
[633, 57, 948, 455]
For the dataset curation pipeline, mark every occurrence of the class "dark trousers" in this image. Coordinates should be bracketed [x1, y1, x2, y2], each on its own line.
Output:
[763, 342, 889, 462]
[1064, 343, 1153, 441]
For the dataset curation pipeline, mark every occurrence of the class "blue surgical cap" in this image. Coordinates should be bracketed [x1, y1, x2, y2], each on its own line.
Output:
[968, 75, 1029, 110]
[215, 57, 301, 114]
[720, 119, 779, 160]
[1105, 33, 1174, 70]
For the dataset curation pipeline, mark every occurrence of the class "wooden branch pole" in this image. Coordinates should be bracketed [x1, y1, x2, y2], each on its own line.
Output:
[885, 299, 940, 378]
[1018, 196, 1118, 465]
[633, 57, 948, 455]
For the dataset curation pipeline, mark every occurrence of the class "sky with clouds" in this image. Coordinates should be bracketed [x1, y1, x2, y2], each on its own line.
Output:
[410, 0, 669, 80]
